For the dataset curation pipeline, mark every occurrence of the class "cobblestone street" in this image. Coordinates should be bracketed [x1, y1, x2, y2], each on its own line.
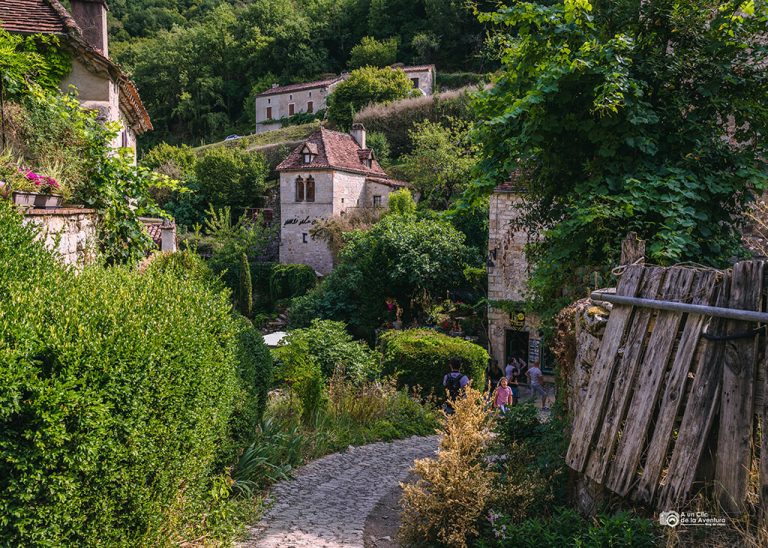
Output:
[240, 435, 439, 548]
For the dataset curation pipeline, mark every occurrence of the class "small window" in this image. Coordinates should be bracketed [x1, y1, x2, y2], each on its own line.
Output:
[303, 152, 312, 163]
[268, 98, 271, 104]
[307, 101, 314, 114]
[266, 107, 273, 120]
[289, 103, 295, 116]
[373, 195, 382, 208]
[411, 77, 419, 88]
[309, 91, 312, 97]
[289, 94, 293, 100]
[121, 131, 128, 148]
[306, 176, 315, 202]
[341, 198, 344, 204]
[295, 176, 304, 202]
[302, 233, 308, 243]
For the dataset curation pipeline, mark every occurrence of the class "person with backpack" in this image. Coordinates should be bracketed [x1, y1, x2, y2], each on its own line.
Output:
[442, 357, 469, 414]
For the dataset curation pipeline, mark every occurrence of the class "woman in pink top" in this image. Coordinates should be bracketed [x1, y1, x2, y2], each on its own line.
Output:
[493, 377, 513, 414]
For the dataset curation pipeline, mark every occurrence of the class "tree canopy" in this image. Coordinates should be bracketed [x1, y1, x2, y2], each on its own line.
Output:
[467, 0, 768, 318]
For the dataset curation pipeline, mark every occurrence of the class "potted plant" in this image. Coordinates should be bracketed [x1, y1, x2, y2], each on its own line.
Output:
[0, 153, 63, 209]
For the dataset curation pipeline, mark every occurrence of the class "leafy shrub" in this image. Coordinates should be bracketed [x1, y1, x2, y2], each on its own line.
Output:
[194, 146, 269, 215]
[348, 36, 399, 69]
[399, 386, 497, 548]
[327, 65, 419, 130]
[0, 207, 268, 545]
[379, 329, 487, 397]
[436, 71, 486, 90]
[354, 88, 473, 157]
[366, 130, 391, 166]
[290, 215, 472, 340]
[387, 188, 417, 216]
[268, 263, 317, 302]
[495, 403, 541, 446]
[480, 508, 658, 548]
[274, 319, 381, 383]
[237, 252, 253, 317]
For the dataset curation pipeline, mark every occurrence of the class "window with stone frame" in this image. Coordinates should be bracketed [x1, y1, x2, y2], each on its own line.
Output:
[306, 176, 316, 202]
[289, 103, 295, 116]
[373, 195, 382, 208]
[266, 106, 273, 120]
[295, 176, 305, 201]
[307, 101, 314, 114]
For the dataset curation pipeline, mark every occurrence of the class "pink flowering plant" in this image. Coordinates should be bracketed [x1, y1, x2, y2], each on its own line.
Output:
[22, 169, 61, 194]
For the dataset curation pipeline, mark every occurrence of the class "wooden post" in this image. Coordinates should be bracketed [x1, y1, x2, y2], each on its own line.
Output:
[715, 261, 764, 515]
[621, 232, 646, 265]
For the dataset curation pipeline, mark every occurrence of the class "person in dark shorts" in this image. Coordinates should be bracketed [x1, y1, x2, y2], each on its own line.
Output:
[443, 357, 469, 414]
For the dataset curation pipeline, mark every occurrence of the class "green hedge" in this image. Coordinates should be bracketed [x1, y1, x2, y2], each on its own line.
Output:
[269, 263, 317, 302]
[436, 71, 487, 90]
[378, 329, 487, 398]
[0, 204, 269, 545]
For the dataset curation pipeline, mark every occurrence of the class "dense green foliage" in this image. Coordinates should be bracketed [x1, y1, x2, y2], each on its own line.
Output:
[289, 215, 472, 339]
[379, 329, 488, 397]
[468, 0, 768, 320]
[268, 263, 317, 302]
[111, 0, 494, 146]
[194, 146, 269, 214]
[354, 89, 473, 157]
[348, 36, 398, 69]
[327, 66, 419, 129]
[0, 203, 270, 545]
[274, 319, 381, 383]
[400, 119, 478, 210]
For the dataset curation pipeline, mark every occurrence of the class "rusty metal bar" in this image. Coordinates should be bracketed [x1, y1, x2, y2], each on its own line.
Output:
[590, 291, 768, 323]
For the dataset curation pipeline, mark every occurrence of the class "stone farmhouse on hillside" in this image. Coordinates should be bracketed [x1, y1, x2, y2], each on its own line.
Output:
[255, 65, 435, 134]
[0, 0, 152, 161]
[277, 123, 409, 274]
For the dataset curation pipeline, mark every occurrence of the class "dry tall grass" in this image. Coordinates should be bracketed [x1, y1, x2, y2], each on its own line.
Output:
[399, 386, 497, 548]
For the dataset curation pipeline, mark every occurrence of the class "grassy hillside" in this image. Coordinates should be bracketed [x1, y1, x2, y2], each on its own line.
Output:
[193, 122, 321, 153]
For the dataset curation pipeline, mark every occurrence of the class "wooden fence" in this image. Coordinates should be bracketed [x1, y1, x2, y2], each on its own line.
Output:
[566, 260, 767, 514]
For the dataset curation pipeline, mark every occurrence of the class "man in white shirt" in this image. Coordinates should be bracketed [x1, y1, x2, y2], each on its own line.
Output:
[527, 362, 549, 410]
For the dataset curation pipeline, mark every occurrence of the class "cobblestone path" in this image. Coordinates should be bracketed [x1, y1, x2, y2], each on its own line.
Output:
[240, 435, 439, 548]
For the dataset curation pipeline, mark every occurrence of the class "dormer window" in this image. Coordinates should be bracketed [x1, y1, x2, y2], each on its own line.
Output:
[301, 143, 318, 164]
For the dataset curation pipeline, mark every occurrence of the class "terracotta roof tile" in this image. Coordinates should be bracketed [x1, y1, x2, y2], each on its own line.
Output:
[277, 127, 391, 178]
[0, 0, 70, 34]
[365, 176, 409, 188]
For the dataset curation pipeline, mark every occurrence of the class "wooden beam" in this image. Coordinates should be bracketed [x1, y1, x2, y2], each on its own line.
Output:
[566, 265, 645, 472]
[658, 276, 730, 510]
[634, 270, 719, 504]
[607, 267, 696, 496]
[715, 261, 764, 515]
[584, 267, 665, 484]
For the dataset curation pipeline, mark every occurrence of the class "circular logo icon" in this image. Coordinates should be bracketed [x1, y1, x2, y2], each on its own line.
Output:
[660, 511, 680, 528]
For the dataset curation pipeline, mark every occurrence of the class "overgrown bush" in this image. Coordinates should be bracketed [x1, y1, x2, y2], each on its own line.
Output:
[268, 263, 317, 302]
[354, 88, 473, 157]
[274, 319, 381, 383]
[399, 386, 496, 548]
[0, 205, 268, 545]
[379, 329, 487, 398]
[436, 71, 486, 90]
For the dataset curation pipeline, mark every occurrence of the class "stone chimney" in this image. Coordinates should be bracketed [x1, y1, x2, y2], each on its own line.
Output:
[70, 0, 109, 57]
[350, 123, 366, 149]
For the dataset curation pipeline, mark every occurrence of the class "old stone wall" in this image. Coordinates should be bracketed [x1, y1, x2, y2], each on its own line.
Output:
[23, 208, 98, 267]
[255, 82, 337, 130]
[487, 189, 541, 369]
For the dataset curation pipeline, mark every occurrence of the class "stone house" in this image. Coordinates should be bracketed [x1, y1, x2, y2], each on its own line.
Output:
[0, 0, 152, 160]
[276, 123, 408, 274]
[255, 65, 435, 134]
[487, 183, 544, 374]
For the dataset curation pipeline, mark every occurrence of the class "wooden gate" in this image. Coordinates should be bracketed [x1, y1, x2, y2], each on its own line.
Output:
[565, 261, 768, 514]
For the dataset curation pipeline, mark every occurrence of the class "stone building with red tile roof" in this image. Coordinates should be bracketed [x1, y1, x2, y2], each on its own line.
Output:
[277, 123, 410, 274]
[254, 65, 435, 134]
[0, 0, 152, 160]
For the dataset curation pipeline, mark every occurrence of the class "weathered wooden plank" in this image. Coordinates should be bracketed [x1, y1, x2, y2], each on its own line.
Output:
[606, 267, 696, 496]
[634, 270, 719, 504]
[761, 325, 768, 524]
[566, 265, 645, 472]
[715, 261, 764, 515]
[621, 232, 646, 265]
[583, 267, 666, 484]
[658, 276, 730, 511]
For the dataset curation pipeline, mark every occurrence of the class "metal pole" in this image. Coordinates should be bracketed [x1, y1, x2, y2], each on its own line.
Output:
[590, 291, 768, 323]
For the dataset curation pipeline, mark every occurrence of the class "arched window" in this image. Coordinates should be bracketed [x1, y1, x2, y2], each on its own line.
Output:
[306, 176, 315, 202]
[295, 176, 304, 202]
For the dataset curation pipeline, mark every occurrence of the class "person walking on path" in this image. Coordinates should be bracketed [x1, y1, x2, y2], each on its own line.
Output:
[443, 357, 469, 414]
[493, 377, 513, 414]
[527, 362, 549, 410]
[505, 357, 521, 405]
